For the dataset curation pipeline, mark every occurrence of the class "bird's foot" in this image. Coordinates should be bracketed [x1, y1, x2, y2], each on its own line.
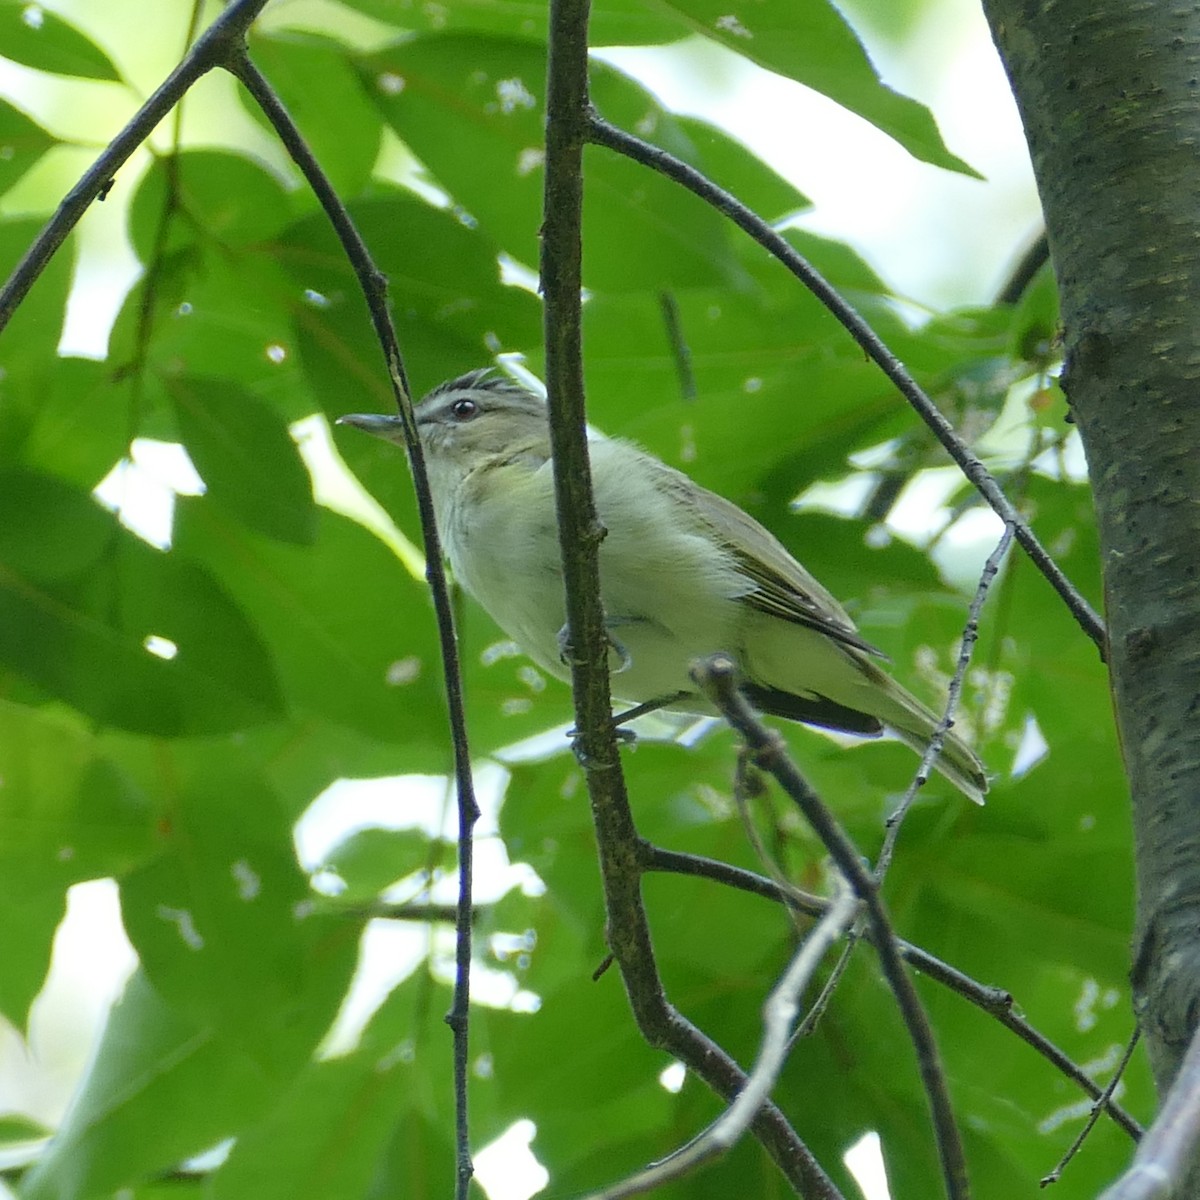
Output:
[567, 690, 693, 764]
[556, 620, 634, 674]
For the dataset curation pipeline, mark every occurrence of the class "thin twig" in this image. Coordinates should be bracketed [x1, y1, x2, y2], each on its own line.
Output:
[1098, 1025, 1200, 1200]
[794, 526, 1012, 1044]
[1042, 1027, 1141, 1187]
[587, 879, 860, 1200]
[659, 291, 698, 402]
[641, 843, 1143, 1142]
[0, 0, 273, 334]
[695, 658, 970, 1200]
[996, 230, 1051, 305]
[586, 113, 1105, 657]
[225, 50, 481, 1200]
[877, 523, 1015, 877]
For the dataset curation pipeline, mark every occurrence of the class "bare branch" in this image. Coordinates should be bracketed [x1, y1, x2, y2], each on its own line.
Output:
[1043, 1028, 1141, 1186]
[996, 230, 1051, 306]
[877, 522, 1015, 877]
[694, 658, 970, 1199]
[642, 844, 1142, 1142]
[541, 11, 839, 1191]
[586, 113, 1105, 656]
[587, 879, 860, 1200]
[225, 49, 480, 1200]
[0, 0, 272, 334]
[1099, 1025, 1200, 1200]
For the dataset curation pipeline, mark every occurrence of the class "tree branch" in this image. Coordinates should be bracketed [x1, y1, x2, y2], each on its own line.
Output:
[585, 112, 1105, 657]
[0, 0, 273, 334]
[542, 5, 837, 1192]
[1098, 1025, 1200, 1200]
[642, 843, 1142, 1142]
[224, 48, 481, 1200]
[587, 880, 861, 1200]
[694, 658, 970, 1199]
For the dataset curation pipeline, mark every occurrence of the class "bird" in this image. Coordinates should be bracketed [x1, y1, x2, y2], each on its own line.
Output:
[339, 369, 988, 803]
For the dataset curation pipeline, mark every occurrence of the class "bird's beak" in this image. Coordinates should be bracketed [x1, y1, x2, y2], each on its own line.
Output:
[336, 413, 405, 440]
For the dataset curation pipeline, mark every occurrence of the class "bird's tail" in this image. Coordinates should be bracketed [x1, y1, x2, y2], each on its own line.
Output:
[860, 663, 988, 805]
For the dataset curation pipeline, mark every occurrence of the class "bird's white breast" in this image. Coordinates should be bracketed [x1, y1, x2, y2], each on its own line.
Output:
[439, 439, 753, 704]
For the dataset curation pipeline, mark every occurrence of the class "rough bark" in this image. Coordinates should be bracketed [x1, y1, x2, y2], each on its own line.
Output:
[983, 0, 1200, 1111]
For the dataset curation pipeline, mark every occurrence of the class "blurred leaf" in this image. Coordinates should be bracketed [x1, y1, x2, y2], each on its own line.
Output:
[675, 113, 812, 221]
[0, 1112, 51, 1141]
[21, 969, 313, 1200]
[0, 357, 132, 489]
[0, 98, 55, 194]
[0, 701, 154, 1026]
[338, 0, 680, 45]
[661, 0, 977, 176]
[245, 30, 383, 197]
[169, 375, 316, 545]
[209, 973, 456, 1200]
[0, 471, 285, 734]
[120, 764, 359, 1061]
[171, 496, 447, 757]
[0, 218, 73, 389]
[128, 150, 293, 263]
[276, 191, 541, 425]
[0, 0, 120, 80]
[359, 36, 744, 290]
[319, 826, 431, 901]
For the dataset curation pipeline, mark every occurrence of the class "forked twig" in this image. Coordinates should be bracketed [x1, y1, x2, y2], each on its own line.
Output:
[695, 657, 969, 1200]
[586, 879, 860, 1200]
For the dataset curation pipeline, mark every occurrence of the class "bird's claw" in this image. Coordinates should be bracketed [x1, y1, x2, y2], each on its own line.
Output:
[556, 621, 633, 674]
[567, 722, 638, 767]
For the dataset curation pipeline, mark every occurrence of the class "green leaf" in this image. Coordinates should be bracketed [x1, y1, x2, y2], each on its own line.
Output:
[0, 218, 73, 389]
[207, 975, 457, 1200]
[245, 30, 383, 197]
[0, 98, 55, 194]
[277, 192, 541, 423]
[319, 826, 431, 901]
[21, 970, 309, 1200]
[0, 0, 121, 80]
[128, 149, 293, 262]
[0, 357, 134, 489]
[120, 764, 360, 1062]
[0, 471, 285, 734]
[169, 375, 316, 545]
[674, 114, 811, 222]
[171, 496, 449, 758]
[0, 1112, 51, 1142]
[661, 0, 979, 176]
[338, 0, 680, 45]
[359, 35, 744, 289]
[0, 701, 154, 1026]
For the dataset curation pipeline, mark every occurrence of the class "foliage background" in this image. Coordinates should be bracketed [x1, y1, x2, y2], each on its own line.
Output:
[0, 1, 1145, 1197]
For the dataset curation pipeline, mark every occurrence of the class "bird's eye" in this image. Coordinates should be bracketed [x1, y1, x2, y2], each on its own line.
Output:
[451, 398, 479, 421]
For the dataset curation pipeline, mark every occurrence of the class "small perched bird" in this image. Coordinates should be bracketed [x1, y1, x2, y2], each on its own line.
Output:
[340, 369, 988, 803]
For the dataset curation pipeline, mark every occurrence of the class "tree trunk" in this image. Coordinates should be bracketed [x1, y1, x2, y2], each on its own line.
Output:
[983, 0, 1200, 1145]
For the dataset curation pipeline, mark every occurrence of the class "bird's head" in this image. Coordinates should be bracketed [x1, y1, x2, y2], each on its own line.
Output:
[338, 369, 548, 469]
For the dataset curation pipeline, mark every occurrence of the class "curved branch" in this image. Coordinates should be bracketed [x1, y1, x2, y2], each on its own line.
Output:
[643, 844, 1143, 1142]
[0, 0, 272, 334]
[695, 658, 970, 1200]
[224, 49, 481, 1200]
[586, 113, 1105, 656]
[996, 230, 1051, 305]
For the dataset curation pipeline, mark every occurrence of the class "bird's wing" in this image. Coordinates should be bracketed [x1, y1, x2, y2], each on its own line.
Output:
[656, 461, 885, 659]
